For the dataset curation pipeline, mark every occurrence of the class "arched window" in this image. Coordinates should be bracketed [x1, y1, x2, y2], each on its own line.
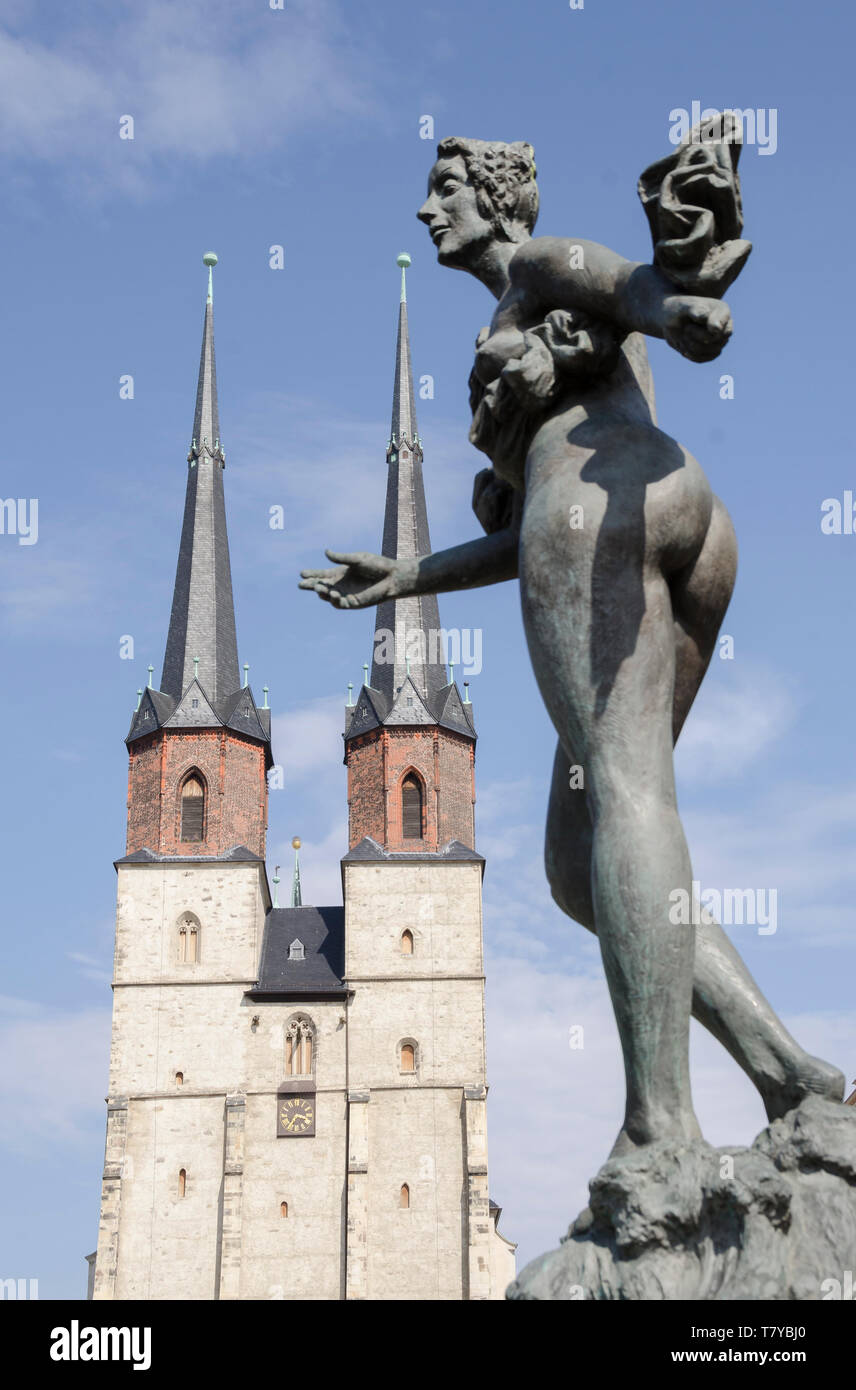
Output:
[180, 773, 205, 842]
[401, 773, 423, 840]
[285, 1016, 315, 1077]
[177, 913, 200, 963]
[400, 929, 414, 955]
[178, 1168, 187, 1198]
[400, 1042, 416, 1073]
[175, 1071, 184, 1087]
[400, 1183, 410, 1209]
[280, 1201, 289, 1218]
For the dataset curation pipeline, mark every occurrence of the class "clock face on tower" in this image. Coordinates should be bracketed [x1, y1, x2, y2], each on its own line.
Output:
[277, 1095, 315, 1137]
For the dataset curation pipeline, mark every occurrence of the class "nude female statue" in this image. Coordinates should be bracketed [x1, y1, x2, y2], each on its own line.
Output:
[301, 116, 844, 1157]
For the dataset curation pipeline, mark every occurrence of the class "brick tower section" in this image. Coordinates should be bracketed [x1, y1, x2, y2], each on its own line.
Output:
[346, 725, 475, 852]
[126, 728, 268, 858]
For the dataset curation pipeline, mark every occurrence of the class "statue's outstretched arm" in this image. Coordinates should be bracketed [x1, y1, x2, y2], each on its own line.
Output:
[300, 495, 520, 610]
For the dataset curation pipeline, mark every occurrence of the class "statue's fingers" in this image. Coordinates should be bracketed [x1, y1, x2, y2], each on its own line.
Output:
[306, 582, 334, 603]
[325, 549, 370, 566]
[328, 580, 387, 611]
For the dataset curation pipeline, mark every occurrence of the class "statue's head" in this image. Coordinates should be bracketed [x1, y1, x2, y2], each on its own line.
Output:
[417, 138, 538, 270]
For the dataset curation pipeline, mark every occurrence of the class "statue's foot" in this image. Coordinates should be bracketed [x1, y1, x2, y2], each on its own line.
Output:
[608, 1109, 703, 1159]
[760, 1052, 845, 1122]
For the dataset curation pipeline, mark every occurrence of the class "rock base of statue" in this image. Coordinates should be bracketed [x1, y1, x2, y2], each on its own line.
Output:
[508, 1096, 856, 1300]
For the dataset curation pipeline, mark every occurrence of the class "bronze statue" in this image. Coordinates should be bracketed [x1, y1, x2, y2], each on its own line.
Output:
[301, 115, 843, 1163]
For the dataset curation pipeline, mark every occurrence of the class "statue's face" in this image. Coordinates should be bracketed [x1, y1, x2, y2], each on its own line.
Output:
[417, 155, 496, 269]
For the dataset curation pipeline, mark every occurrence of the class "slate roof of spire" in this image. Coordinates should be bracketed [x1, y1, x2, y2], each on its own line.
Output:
[357, 258, 475, 738]
[125, 261, 269, 753]
[160, 282, 241, 709]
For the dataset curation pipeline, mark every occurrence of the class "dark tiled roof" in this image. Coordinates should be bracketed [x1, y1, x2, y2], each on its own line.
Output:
[125, 686, 177, 741]
[127, 287, 271, 752]
[343, 679, 475, 741]
[252, 905, 348, 997]
[367, 287, 459, 714]
[126, 680, 270, 747]
[342, 836, 484, 865]
[220, 686, 270, 742]
[161, 295, 241, 708]
[434, 682, 476, 736]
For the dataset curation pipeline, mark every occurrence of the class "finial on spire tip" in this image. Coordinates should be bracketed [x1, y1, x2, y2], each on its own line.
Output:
[397, 251, 411, 302]
[291, 839, 302, 907]
[203, 251, 217, 304]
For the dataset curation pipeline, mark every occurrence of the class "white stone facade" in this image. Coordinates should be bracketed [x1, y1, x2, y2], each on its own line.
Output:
[92, 856, 514, 1300]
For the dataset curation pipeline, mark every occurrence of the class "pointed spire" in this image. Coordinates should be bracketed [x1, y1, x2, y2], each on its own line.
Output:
[290, 837, 302, 909]
[161, 253, 241, 708]
[370, 254, 448, 707]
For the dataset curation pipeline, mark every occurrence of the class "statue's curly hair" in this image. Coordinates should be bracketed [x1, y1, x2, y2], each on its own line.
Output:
[436, 137, 539, 241]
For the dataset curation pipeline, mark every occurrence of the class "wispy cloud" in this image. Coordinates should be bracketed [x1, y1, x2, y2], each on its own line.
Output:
[0, 997, 110, 1156]
[0, 1, 381, 196]
[271, 692, 344, 781]
[0, 544, 98, 629]
[684, 783, 856, 947]
[67, 951, 113, 985]
[675, 663, 798, 783]
[230, 392, 473, 573]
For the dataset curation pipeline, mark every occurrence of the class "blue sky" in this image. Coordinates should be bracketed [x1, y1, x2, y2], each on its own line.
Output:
[1, 0, 854, 1295]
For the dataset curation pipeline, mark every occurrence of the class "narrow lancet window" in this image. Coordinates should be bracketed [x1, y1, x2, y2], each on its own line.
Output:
[180, 774, 205, 842]
[401, 774, 423, 839]
[285, 1018, 315, 1077]
[178, 915, 200, 963]
[400, 1183, 410, 1209]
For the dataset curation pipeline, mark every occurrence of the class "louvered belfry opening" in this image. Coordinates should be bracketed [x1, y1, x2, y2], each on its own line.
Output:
[401, 773, 423, 840]
[180, 774, 205, 842]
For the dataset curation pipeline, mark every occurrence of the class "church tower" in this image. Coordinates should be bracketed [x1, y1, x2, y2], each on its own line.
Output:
[90, 253, 514, 1302]
[340, 254, 514, 1299]
[92, 255, 274, 1300]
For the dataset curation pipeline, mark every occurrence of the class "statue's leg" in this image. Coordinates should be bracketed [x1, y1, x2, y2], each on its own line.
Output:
[544, 496, 843, 1117]
[521, 466, 700, 1155]
[545, 748, 843, 1118]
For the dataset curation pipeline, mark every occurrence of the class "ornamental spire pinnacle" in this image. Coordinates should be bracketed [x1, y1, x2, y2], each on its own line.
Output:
[160, 253, 240, 707]
[291, 837, 303, 909]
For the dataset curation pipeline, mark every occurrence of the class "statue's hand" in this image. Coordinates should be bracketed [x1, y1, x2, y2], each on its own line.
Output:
[299, 550, 416, 610]
[662, 295, 732, 363]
